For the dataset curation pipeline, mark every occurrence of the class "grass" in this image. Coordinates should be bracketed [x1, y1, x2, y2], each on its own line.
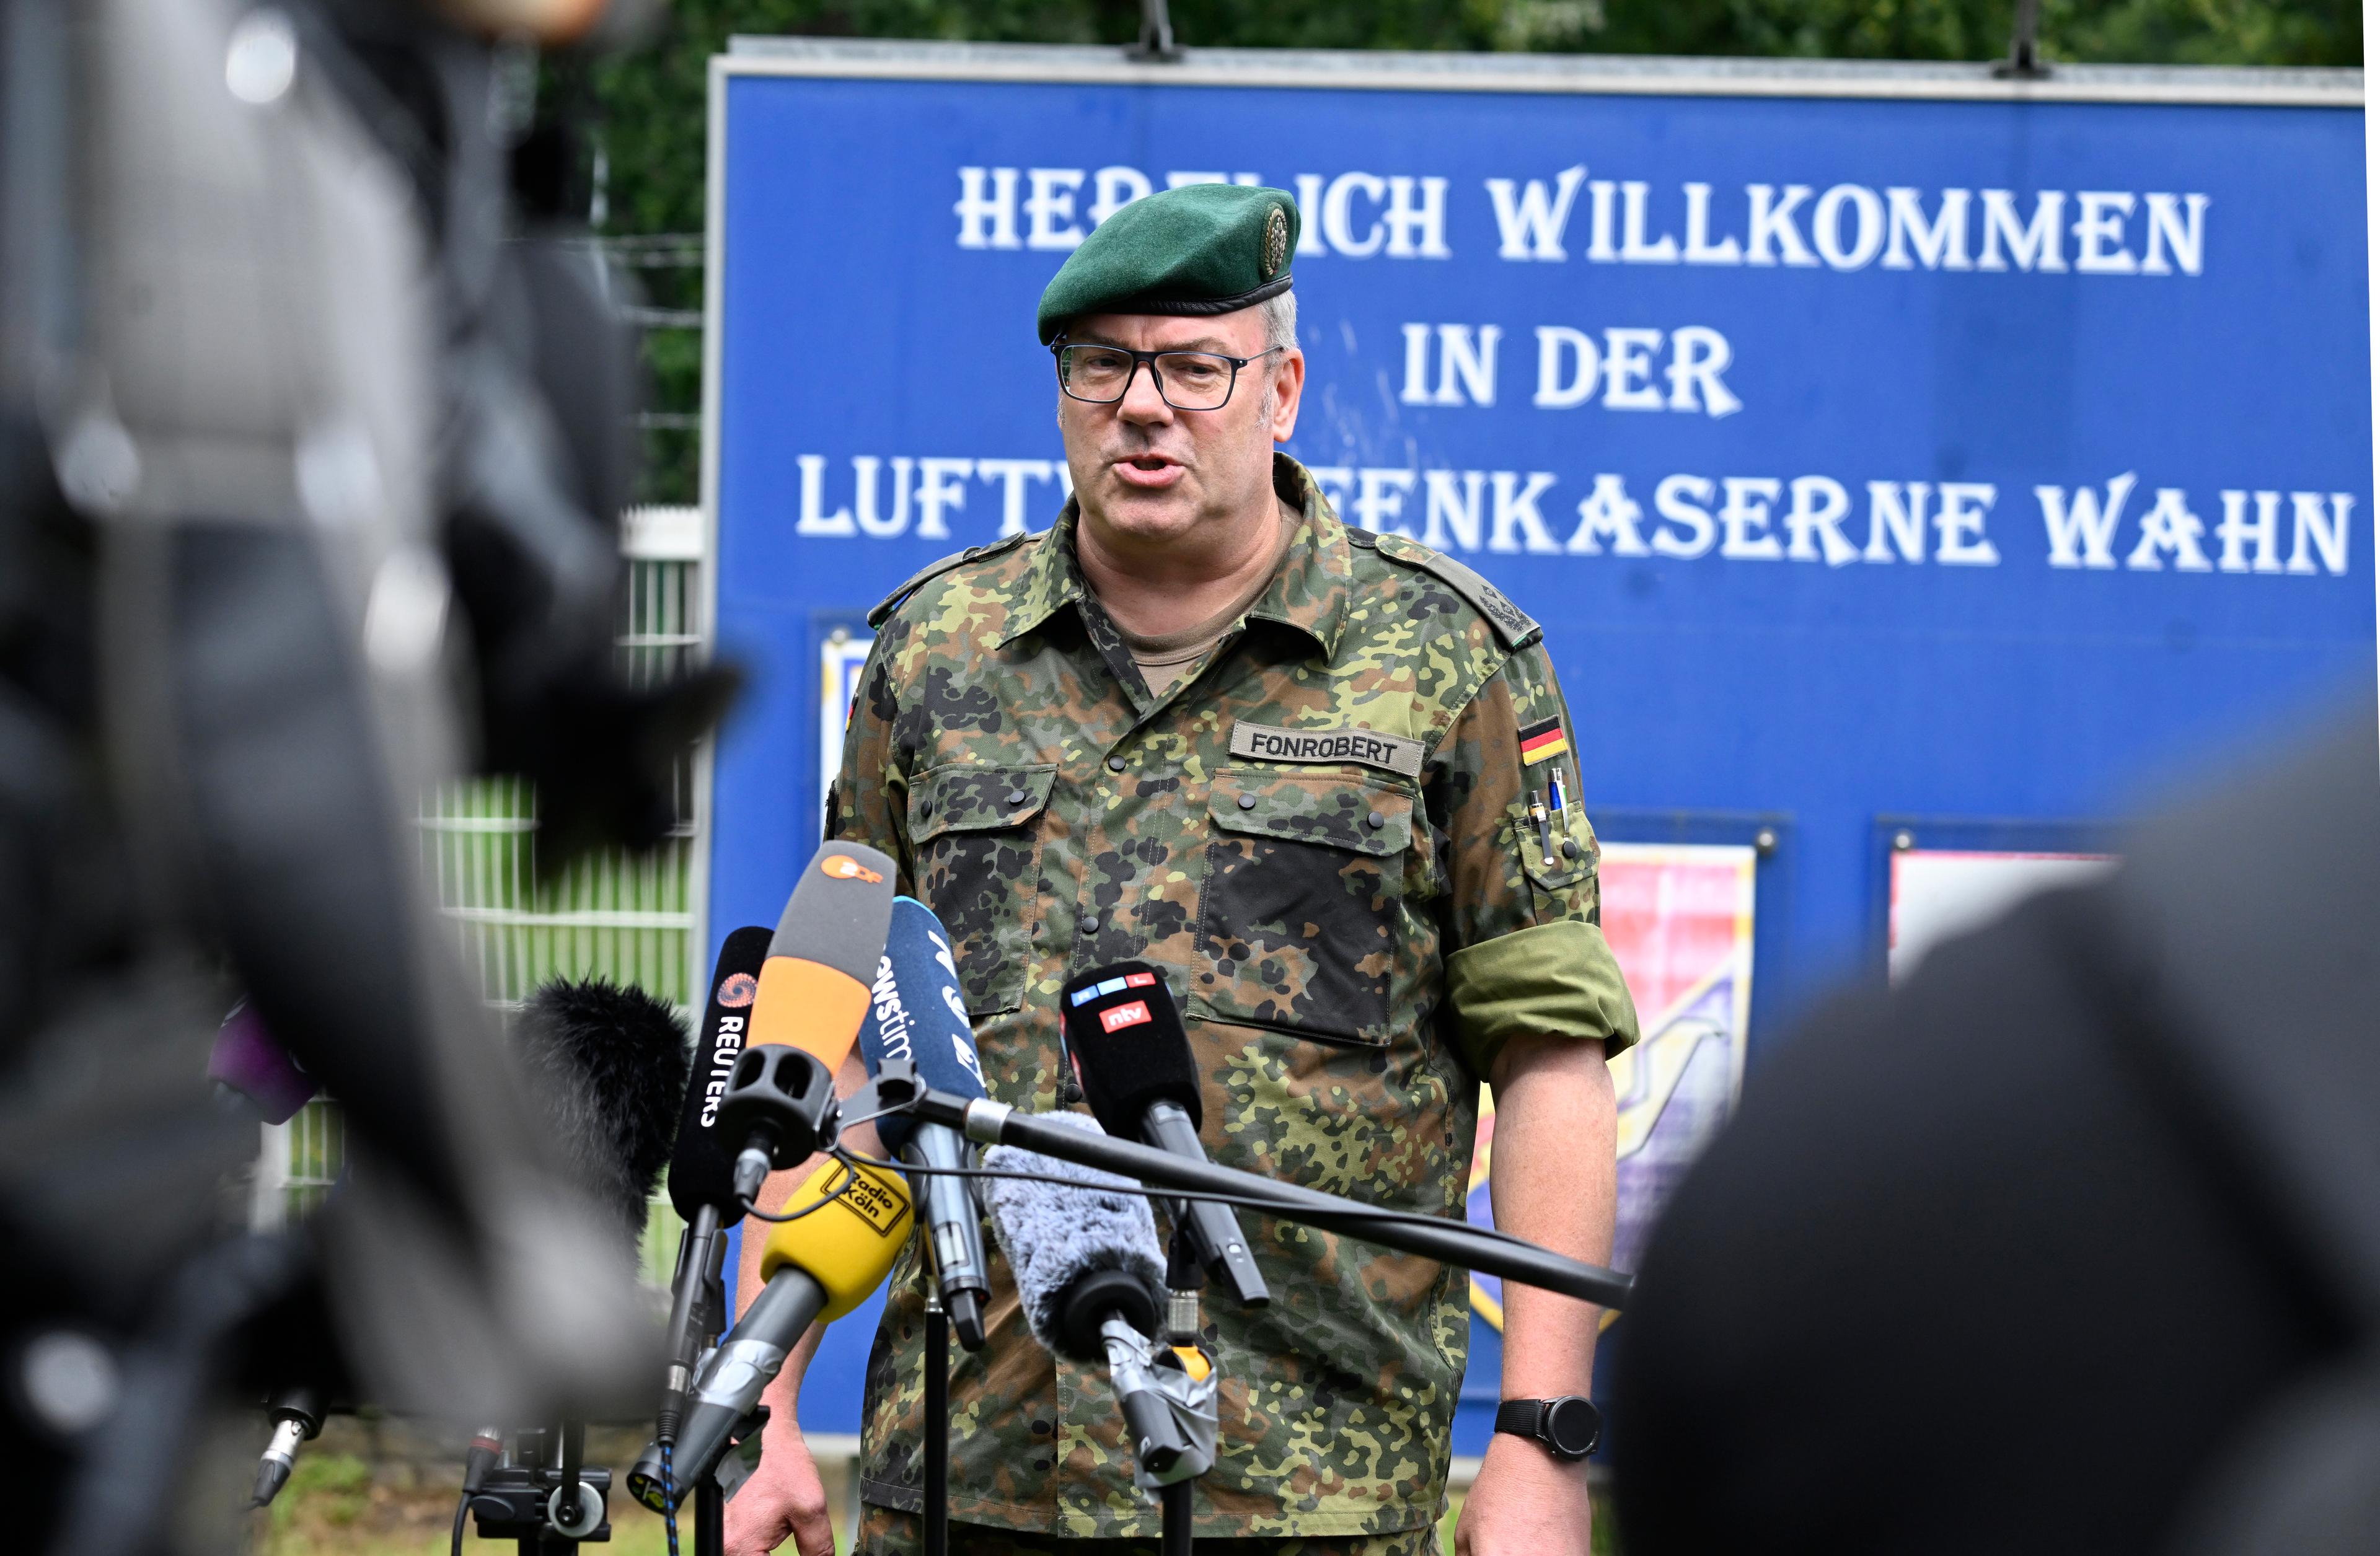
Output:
[251, 1452, 800, 1556]
[254, 1457, 1613, 1555]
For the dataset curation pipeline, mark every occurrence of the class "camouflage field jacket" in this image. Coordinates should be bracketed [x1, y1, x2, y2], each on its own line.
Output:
[829, 454, 1639, 1537]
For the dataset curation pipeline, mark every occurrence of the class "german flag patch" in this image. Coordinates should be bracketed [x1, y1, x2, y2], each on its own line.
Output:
[1518, 717, 1570, 765]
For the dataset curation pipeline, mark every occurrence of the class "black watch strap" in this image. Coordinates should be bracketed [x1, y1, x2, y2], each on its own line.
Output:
[1494, 1396, 1602, 1461]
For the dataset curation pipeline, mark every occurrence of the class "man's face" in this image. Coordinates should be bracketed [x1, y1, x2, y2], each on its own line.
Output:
[1056, 307, 1306, 548]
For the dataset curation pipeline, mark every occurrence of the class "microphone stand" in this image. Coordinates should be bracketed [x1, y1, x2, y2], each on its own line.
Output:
[901, 1088, 1633, 1309]
[1161, 1480, 1193, 1556]
[665, 1214, 732, 1556]
[923, 1283, 950, 1556]
[1160, 1230, 1207, 1556]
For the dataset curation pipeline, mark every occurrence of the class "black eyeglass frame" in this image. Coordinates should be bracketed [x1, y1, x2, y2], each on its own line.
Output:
[1052, 340, 1288, 411]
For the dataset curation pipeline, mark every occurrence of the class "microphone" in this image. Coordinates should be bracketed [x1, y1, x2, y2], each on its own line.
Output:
[657, 926, 772, 1449]
[1060, 963, 1269, 1310]
[855, 897, 994, 1350]
[208, 1002, 319, 1125]
[725, 842, 899, 1202]
[511, 976, 692, 1257]
[747, 842, 899, 1069]
[627, 1154, 914, 1508]
[249, 1385, 324, 1508]
[980, 1115, 1213, 1485]
[669, 926, 775, 1224]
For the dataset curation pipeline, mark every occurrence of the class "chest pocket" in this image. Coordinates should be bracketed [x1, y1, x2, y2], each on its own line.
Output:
[909, 762, 1056, 1018]
[1194, 765, 1415, 1045]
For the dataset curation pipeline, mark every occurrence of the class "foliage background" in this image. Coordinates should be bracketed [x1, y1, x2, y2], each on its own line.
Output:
[586, 0, 2360, 502]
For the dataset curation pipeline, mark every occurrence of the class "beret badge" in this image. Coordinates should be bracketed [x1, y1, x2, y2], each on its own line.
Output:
[1262, 204, 1290, 279]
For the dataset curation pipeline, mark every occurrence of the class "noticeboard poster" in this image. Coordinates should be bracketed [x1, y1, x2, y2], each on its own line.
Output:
[1889, 848, 2117, 980]
[1467, 842, 1756, 1333]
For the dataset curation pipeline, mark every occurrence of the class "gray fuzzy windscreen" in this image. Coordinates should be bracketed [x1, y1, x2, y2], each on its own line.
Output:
[513, 978, 689, 1255]
[982, 1115, 1163, 1355]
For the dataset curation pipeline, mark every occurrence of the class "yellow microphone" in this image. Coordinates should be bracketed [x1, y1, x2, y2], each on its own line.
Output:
[643, 1157, 912, 1500]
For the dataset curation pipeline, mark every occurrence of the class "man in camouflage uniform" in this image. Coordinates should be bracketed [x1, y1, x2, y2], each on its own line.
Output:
[729, 183, 1637, 1556]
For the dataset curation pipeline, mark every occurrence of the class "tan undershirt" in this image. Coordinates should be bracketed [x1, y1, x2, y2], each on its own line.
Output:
[1109, 506, 1297, 697]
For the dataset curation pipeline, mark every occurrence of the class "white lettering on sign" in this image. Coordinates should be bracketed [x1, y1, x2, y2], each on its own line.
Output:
[783, 452, 2355, 582]
[953, 163, 2209, 278]
[1524, 325, 1740, 417]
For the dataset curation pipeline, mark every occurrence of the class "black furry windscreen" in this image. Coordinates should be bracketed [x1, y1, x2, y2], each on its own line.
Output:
[513, 978, 690, 1253]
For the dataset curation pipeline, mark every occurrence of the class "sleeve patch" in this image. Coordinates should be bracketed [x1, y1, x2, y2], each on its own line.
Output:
[1518, 717, 1571, 765]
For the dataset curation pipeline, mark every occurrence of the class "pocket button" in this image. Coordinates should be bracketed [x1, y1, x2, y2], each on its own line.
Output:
[1238, 794, 1258, 810]
[1007, 789, 1028, 806]
[1367, 810, 1385, 829]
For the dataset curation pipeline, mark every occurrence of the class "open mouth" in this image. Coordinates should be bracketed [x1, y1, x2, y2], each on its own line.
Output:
[1114, 453, 1183, 488]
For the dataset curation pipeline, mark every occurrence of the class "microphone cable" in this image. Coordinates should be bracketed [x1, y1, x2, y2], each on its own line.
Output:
[661, 1440, 679, 1556]
[735, 1156, 870, 1224]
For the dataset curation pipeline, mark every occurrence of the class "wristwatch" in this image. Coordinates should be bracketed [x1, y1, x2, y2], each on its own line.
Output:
[1494, 1396, 1603, 1462]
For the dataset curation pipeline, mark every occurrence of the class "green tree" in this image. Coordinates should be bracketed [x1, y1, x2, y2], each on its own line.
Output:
[596, 0, 2358, 503]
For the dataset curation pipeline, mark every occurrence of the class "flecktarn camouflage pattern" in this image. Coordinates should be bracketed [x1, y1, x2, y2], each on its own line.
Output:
[831, 455, 1637, 1539]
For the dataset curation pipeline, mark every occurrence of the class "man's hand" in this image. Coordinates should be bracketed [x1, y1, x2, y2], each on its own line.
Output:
[1455, 1433, 1595, 1556]
[723, 1416, 834, 1556]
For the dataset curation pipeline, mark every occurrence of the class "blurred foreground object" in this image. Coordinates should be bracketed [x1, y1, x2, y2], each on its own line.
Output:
[0, 0, 717, 1549]
[1615, 708, 2379, 1555]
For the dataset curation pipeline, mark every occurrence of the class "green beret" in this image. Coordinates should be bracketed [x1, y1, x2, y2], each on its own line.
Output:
[1036, 183, 1299, 346]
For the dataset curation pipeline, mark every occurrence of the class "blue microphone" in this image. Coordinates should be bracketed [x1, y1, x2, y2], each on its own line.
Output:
[856, 897, 994, 1348]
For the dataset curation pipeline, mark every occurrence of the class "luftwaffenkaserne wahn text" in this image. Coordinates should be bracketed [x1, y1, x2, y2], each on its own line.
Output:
[777, 162, 2348, 579]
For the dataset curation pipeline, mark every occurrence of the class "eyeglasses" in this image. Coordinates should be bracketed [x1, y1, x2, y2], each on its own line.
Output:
[1054, 342, 1285, 412]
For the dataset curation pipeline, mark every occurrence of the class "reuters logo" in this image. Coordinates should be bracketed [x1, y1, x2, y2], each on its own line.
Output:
[716, 972, 757, 1008]
[821, 854, 884, 884]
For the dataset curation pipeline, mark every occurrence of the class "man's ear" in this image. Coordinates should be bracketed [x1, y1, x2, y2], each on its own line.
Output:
[1267, 349, 1307, 442]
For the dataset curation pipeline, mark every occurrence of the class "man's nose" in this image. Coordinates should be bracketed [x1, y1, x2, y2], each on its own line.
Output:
[1117, 360, 1174, 425]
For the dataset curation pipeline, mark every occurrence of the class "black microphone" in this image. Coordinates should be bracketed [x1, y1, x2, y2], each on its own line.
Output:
[1061, 964, 1269, 1309]
[511, 975, 692, 1257]
[670, 926, 774, 1224]
[855, 897, 994, 1349]
[656, 926, 772, 1448]
[980, 1115, 1211, 1483]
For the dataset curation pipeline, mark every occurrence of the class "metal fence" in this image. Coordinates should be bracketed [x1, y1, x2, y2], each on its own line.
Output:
[255, 512, 708, 1291]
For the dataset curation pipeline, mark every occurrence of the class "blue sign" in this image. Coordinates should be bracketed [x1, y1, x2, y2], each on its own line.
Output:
[703, 45, 2374, 1453]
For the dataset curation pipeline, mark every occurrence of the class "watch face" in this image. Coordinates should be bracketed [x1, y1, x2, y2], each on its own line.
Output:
[1545, 1397, 1601, 1457]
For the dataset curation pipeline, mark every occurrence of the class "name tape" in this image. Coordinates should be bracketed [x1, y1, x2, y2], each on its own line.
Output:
[1230, 721, 1424, 779]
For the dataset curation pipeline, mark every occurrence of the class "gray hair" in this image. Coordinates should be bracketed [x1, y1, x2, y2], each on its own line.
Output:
[1258, 288, 1298, 352]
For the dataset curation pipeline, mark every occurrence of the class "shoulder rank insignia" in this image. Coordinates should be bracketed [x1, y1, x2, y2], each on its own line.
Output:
[1518, 716, 1570, 765]
[866, 532, 1033, 628]
[1372, 533, 1541, 651]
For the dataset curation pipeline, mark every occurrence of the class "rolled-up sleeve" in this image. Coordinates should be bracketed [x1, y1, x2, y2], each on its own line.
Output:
[1430, 644, 1639, 1076]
